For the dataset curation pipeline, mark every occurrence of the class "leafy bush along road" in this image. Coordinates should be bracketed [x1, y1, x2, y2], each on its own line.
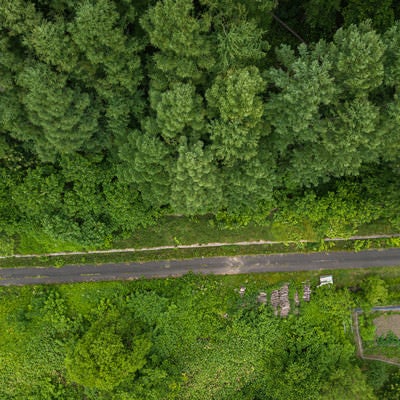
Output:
[2, 248, 400, 286]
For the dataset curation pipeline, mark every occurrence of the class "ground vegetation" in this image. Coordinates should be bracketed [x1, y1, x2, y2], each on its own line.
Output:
[3, 270, 400, 399]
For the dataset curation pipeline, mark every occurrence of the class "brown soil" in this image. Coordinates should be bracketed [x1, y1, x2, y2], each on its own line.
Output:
[374, 314, 400, 337]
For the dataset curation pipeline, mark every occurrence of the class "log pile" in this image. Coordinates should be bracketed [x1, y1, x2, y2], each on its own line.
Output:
[257, 291, 267, 304]
[271, 289, 280, 316]
[270, 285, 290, 317]
[279, 284, 290, 317]
[303, 284, 311, 302]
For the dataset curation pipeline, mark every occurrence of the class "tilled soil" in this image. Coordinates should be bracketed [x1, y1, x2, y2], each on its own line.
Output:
[374, 313, 400, 338]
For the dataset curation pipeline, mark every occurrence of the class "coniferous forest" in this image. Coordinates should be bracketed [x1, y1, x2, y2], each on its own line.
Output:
[1, 0, 400, 250]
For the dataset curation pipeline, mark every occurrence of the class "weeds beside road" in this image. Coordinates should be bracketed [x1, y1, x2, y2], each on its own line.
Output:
[1, 234, 400, 269]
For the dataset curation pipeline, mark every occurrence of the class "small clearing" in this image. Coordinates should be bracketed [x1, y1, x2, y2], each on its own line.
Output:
[374, 313, 400, 338]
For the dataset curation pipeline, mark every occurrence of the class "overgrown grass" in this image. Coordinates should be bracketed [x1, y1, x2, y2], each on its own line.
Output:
[113, 215, 281, 249]
[1, 236, 400, 270]
[10, 215, 399, 256]
[364, 345, 400, 362]
[0, 267, 382, 399]
[114, 216, 398, 249]
[16, 230, 88, 253]
[356, 220, 395, 236]
[0, 242, 302, 268]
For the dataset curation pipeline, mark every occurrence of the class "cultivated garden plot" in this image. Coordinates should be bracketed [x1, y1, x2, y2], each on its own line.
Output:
[374, 314, 400, 338]
[360, 312, 400, 364]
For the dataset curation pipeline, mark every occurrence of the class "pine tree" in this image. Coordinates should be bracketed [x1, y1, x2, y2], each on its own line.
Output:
[153, 82, 205, 145]
[206, 66, 266, 164]
[330, 22, 385, 97]
[266, 23, 390, 188]
[141, 0, 215, 83]
[171, 138, 222, 214]
[117, 129, 172, 208]
[69, 0, 145, 139]
[17, 64, 99, 161]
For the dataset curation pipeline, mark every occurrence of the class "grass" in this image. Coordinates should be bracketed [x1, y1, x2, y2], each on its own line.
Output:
[1, 236, 400, 271]
[0, 242, 303, 268]
[15, 230, 88, 254]
[356, 220, 396, 236]
[113, 216, 398, 250]
[112, 215, 280, 249]
[9, 215, 399, 256]
[364, 345, 400, 361]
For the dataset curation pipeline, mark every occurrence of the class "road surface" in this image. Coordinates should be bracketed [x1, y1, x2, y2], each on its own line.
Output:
[1, 248, 400, 286]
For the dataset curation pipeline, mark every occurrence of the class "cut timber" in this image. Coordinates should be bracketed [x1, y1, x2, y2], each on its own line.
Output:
[257, 292, 267, 304]
[303, 284, 311, 302]
[279, 284, 290, 318]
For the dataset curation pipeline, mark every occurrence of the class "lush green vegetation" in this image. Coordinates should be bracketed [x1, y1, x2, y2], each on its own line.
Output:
[365, 329, 400, 361]
[0, 0, 400, 255]
[2, 235, 400, 269]
[360, 303, 400, 363]
[1, 3, 400, 396]
[4, 269, 400, 399]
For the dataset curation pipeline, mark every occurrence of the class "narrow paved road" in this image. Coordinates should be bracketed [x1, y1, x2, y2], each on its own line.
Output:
[1, 248, 400, 286]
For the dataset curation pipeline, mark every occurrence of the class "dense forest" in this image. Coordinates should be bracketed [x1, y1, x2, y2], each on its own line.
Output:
[0, 0, 400, 251]
[1, 273, 400, 399]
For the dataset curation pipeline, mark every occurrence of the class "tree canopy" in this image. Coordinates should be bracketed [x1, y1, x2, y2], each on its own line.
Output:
[0, 0, 399, 246]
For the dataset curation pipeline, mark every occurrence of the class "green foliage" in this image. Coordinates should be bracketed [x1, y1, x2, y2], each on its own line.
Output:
[364, 361, 393, 393]
[206, 66, 265, 163]
[359, 314, 377, 342]
[154, 82, 205, 144]
[273, 183, 376, 240]
[117, 129, 172, 208]
[66, 316, 151, 391]
[0, 0, 400, 257]
[267, 22, 390, 188]
[343, 0, 395, 32]
[6, 272, 400, 398]
[141, 0, 215, 82]
[171, 139, 222, 214]
[304, 0, 341, 36]
[377, 331, 400, 346]
[378, 369, 400, 399]
[0, 235, 14, 256]
[17, 63, 99, 160]
[383, 22, 400, 87]
[361, 276, 389, 307]
[69, 0, 144, 126]
[330, 22, 385, 96]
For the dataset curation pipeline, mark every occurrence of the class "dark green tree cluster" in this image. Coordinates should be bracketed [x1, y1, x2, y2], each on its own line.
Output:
[0, 0, 399, 248]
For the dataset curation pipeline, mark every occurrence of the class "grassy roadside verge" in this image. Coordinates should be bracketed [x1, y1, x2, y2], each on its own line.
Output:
[2, 236, 400, 269]
[12, 215, 397, 255]
[113, 216, 397, 249]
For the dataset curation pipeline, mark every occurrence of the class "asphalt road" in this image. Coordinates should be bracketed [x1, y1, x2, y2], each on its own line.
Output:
[1, 248, 400, 286]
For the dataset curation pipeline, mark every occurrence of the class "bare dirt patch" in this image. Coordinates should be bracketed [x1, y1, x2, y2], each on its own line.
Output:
[373, 313, 400, 337]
